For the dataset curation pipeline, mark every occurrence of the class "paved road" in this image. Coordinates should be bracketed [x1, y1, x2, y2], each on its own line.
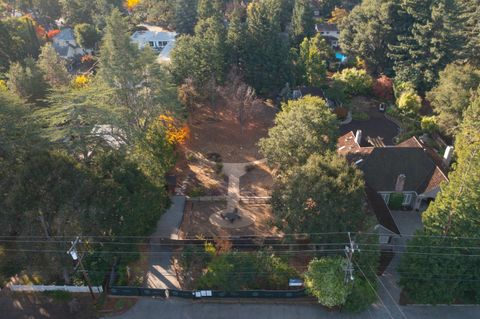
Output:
[145, 196, 186, 289]
[107, 298, 480, 319]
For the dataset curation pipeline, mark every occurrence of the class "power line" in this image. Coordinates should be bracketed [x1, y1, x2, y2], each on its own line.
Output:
[369, 265, 408, 319]
[354, 260, 395, 319]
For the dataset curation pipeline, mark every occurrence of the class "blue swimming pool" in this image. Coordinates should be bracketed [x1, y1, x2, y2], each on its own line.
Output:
[335, 52, 347, 62]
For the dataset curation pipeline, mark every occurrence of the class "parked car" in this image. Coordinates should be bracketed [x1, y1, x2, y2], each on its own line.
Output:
[379, 103, 386, 112]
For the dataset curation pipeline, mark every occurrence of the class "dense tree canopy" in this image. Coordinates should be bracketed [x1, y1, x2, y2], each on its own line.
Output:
[426, 63, 480, 136]
[259, 96, 338, 168]
[271, 152, 366, 240]
[339, 0, 399, 74]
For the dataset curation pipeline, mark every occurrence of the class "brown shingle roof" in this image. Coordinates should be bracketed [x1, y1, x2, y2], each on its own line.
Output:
[337, 132, 448, 194]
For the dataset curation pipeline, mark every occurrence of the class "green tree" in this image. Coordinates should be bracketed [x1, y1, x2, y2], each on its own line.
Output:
[197, 0, 222, 20]
[389, 0, 466, 92]
[7, 58, 48, 104]
[132, 0, 176, 29]
[74, 23, 100, 49]
[295, 34, 332, 86]
[243, 0, 291, 93]
[171, 15, 227, 96]
[174, 0, 198, 35]
[399, 94, 480, 304]
[259, 96, 338, 168]
[305, 257, 352, 307]
[132, 116, 176, 187]
[426, 63, 480, 136]
[290, 0, 315, 44]
[227, 5, 246, 66]
[339, 0, 399, 74]
[37, 43, 70, 87]
[18, 0, 61, 25]
[271, 153, 366, 239]
[331, 68, 373, 96]
[458, 0, 480, 66]
[397, 90, 422, 115]
[0, 17, 41, 72]
[99, 9, 180, 140]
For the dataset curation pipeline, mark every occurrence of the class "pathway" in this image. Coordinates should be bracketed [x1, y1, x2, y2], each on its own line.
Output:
[223, 159, 267, 211]
[144, 196, 186, 289]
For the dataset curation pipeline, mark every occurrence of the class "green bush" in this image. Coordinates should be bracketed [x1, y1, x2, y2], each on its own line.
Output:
[305, 257, 352, 307]
[343, 279, 377, 313]
[397, 91, 421, 115]
[388, 193, 404, 210]
[332, 68, 373, 96]
[196, 251, 297, 291]
[421, 116, 438, 133]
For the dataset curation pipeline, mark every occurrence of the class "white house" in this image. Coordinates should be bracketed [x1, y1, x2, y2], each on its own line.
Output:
[52, 28, 90, 60]
[315, 23, 340, 48]
[130, 25, 177, 63]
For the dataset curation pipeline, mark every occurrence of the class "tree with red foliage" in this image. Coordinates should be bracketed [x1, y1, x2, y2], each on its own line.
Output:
[47, 29, 61, 39]
[373, 75, 394, 101]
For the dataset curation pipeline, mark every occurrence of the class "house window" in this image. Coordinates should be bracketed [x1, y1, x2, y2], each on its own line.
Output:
[379, 235, 390, 244]
[403, 193, 412, 205]
[148, 41, 155, 47]
[157, 41, 168, 50]
[381, 193, 390, 204]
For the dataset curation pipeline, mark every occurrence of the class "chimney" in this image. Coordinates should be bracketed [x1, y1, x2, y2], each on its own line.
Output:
[354, 130, 362, 145]
[395, 174, 406, 192]
[443, 146, 454, 167]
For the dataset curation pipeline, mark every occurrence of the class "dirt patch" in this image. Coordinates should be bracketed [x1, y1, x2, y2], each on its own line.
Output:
[240, 162, 274, 197]
[185, 93, 277, 163]
[0, 290, 98, 319]
[179, 201, 279, 238]
[173, 149, 228, 196]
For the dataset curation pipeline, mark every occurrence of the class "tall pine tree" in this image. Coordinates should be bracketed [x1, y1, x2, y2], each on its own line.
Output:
[174, 0, 198, 35]
[290, 0, 315, 44]
[389, 0, 465, 92]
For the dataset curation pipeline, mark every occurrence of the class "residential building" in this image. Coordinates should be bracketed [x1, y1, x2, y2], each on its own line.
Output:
[338, 130, 451, 242]
[315, 23, 340, 48]
[130, 25, 177, 63]
[52, 28, 90, 60]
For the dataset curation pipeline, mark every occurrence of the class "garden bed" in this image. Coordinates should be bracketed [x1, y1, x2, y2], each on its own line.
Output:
[239, 162, 274, 197]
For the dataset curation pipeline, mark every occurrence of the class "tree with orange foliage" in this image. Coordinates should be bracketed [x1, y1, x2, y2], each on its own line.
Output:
[158, 114, 190, 145]
[124, 0, 141, 11]
[372, 75, 394, 101]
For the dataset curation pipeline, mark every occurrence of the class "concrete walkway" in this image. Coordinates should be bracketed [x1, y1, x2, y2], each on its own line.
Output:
[223, 159, 267, 211]
[144, 196, 186, 289]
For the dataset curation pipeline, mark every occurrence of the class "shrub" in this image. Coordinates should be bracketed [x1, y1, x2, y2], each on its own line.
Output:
[343, 278, 377, 313]
[197, 251, 297, 291]
[215, 162, 223, 174]
[373, 75, 394, 101]
[305, 257, 352, 307]
[388, 193, 404, 210]
[188, 186, 206, 197]
[333, 107, 348, 120]
[421, 116, 438, 133]
[397, 91, 422, 115]
[332, 68, 373, 96]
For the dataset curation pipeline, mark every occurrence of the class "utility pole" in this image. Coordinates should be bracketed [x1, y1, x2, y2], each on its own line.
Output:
[343, 232, 359, 284]
[67, 237, 96, 300]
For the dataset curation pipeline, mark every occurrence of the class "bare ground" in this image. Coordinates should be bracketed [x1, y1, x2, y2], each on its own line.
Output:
[179, 201, 279, 238]
[185, 93, 277, 163]
[239, 162, 274, 197]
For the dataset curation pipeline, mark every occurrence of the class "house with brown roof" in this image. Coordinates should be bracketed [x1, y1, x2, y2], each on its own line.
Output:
[338, 130, 451, 241]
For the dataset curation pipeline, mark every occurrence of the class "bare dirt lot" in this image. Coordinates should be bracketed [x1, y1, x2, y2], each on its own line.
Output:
[239, 162, 274, 197]
[173, 149, 228, 196]
[185, 94, 277, 163]
[179, 201, 279, 238]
